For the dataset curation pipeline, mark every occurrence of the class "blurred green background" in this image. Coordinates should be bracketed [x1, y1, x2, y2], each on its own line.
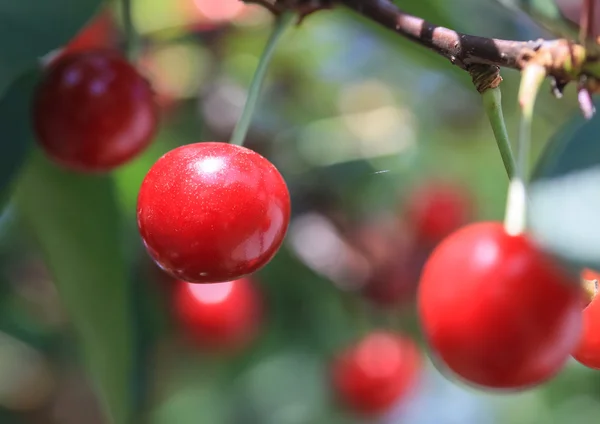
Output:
[0, 0, 599, 423]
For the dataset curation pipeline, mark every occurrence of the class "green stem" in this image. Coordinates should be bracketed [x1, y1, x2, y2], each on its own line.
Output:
[504, 64, 546, 236]
[481, 87, 516, 179]
[121, 0, 140, 61]
[230, 12, 295, 146]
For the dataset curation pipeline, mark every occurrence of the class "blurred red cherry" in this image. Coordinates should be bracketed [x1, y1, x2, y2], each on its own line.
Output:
[33, 50, 158, 172]
[331, 331, 421, 416]
[172, 277, 262, 352]
[404, 181, 474, 246]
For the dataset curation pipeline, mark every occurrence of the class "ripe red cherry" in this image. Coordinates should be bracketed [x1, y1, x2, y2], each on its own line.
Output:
[173, 277, 262, 351]
[418, 222, 583, 390]
[137, 142, 291, 283]
[572, 269, 600, 369]
[331, 331, 421, 416]
[33, 50, 158, 172]
[405, 182, 473, 245]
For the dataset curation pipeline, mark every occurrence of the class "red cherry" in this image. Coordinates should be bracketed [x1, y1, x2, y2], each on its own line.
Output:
[137, 142, 291, 283]
[572, 269, 600, 369]
[331, 331, 421, 416]
[33, 50, 158, 172]
[418, 222, 583, 390]
[173, 277, 262, 351]
[64, 11, 118, 55]
[405, 182, 473, 245]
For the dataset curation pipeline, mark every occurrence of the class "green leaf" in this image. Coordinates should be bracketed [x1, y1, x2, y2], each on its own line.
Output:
[0, 69, 39, 213]
[13, 150, 134, 424]
[0, 0, 103, 96]
[529, 104, 600, 270]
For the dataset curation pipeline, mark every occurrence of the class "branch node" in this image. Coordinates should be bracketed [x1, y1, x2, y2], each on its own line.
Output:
[469, 65, 502, 93]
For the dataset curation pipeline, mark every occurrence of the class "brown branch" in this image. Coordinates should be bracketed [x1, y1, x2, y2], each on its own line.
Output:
[244, 0, 600, 94]
[339, 0, 545, 71]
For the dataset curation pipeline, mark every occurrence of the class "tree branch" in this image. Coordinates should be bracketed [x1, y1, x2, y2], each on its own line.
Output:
[340, 0, 543, 71]
[245, 0, 600, 94]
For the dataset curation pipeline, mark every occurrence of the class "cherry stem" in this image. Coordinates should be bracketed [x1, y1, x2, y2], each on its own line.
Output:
[121, 0, 141, 62]
[504, 64, 546, 236]
[481, 87, 516, 179]
[229, 12, 294, 147]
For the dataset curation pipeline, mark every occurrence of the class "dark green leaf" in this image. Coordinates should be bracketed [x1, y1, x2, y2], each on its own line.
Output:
[13, 150, 134, 424]
[530, 104, 600, 270]
[0, 69, 40, 213]
[0, 0, 103, 95]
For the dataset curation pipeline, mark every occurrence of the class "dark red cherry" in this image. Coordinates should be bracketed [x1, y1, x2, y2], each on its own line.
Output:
[33, 50, 158, 172]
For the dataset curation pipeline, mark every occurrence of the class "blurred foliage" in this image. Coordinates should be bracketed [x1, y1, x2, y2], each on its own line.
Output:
[0, 0, 598, 424]
[0, 0, 102, 96]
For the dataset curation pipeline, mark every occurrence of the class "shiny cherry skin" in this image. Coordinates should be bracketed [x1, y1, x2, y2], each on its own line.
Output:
[572, 269, 600, 369]
[137, 142, 291, 283]
[173, 277, 262, 351]
[33, 50, 158, 172]
[405, 182, 473, 245]
[418, 222, 583, 390]
[331, 331, 421, 416]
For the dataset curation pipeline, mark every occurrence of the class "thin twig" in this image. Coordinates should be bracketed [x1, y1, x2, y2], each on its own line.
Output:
[246, 0, 600, 108]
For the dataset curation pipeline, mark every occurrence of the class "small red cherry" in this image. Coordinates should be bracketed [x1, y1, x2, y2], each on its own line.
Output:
[33, 50, 158, 172]
[572, 269, 600, 369]
[137, 142, 291, 283]
[173, 277, 262, 351]
[418, 222, 583, 390]
[405, 182, 473, 245]
[331, 331, 421, 416]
